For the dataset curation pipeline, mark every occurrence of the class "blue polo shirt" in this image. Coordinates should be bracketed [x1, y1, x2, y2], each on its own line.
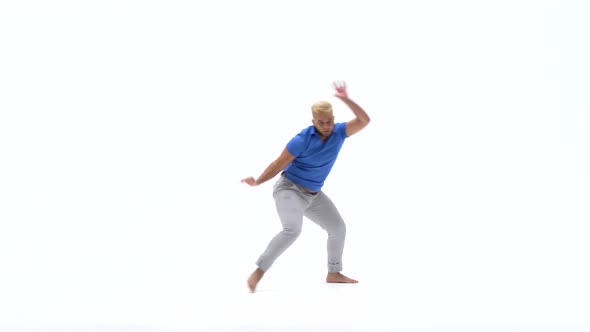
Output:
[283, 122, 348, 192]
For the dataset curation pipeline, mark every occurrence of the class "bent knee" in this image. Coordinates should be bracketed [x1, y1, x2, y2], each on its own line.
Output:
[282, 225, 302, 238]
[329, 221, 346, 237]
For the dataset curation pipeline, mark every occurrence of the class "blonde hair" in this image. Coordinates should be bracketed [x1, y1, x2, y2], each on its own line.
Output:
[311, 101, 333, 114]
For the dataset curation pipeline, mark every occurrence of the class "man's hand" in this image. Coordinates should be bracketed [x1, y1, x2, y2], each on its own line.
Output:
[333, 81, 349, 100]
[241, 177, 258, 186]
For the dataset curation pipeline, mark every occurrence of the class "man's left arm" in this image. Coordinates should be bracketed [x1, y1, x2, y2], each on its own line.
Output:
[333, 81, 370, 137]
[340, 97, 370, 137]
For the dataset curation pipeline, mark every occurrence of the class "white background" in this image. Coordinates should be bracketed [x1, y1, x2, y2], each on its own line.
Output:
[1, 1, 589, 331]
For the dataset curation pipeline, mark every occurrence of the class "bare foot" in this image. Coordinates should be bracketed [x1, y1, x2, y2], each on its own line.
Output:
[247, 268, 265, 293]
[326, 272, 358, 284]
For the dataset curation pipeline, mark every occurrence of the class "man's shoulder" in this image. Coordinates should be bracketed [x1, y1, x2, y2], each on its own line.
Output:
[298, 125, 315, 135]
[287, 125, 315, 156]
[290, 125, 316, 141]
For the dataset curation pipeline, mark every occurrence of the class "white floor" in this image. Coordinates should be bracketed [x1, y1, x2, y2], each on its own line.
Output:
[1, 185, 589, 332]
[1, 268, 589, 332]
[1, 202, 589, 332]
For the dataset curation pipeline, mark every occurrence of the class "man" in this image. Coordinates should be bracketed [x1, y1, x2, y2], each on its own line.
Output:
[241, 81, 370, 293]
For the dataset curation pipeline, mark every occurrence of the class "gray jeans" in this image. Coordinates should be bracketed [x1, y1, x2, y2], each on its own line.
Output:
[256, 174, 347, 273]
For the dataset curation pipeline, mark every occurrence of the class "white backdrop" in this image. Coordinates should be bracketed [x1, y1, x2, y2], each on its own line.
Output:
[1, 1, 589, 331]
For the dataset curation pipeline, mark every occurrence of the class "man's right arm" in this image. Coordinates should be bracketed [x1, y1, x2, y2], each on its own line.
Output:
[242, 147, 295, 187]
[255, 147, 295, 185]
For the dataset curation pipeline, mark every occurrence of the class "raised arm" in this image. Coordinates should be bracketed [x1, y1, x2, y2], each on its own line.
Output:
[333, 81, 370, 137]
[241, 147, 295, 187]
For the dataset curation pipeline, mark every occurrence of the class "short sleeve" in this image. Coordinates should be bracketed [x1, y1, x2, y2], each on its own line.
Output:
[286, 133, 306, 157]
[334, 122, 348, 138]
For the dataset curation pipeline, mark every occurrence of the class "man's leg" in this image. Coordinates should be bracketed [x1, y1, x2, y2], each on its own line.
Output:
[304, 192, 358, 284]
[248, 186, 307, 292]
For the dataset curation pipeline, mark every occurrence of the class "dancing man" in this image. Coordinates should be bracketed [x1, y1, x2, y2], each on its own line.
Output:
[241, 81, 371, 292]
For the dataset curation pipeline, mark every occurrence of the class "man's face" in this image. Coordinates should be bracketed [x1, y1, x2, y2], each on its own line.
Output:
[312, 112, 335, 138]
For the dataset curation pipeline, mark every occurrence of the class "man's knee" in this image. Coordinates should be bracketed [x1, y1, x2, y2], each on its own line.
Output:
[330, 221, 346, 237]
[283, 224, 302, 239]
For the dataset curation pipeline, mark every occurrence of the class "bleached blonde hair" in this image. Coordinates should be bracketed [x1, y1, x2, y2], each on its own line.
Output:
[311, 101, 333, 114]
